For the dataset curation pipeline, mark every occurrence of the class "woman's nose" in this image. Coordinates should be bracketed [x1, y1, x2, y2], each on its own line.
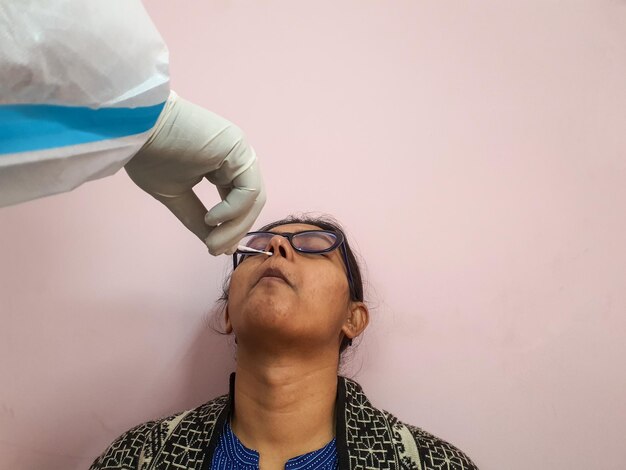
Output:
[267, 235, 290, 259]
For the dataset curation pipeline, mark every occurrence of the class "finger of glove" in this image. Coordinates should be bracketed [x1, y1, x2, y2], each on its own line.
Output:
[156, 190, 213, 244]
[216, 184, 232, 201]
[204, 160, 264, 226]
[214, 185, 241, 254]
[205, 188, 266, 255]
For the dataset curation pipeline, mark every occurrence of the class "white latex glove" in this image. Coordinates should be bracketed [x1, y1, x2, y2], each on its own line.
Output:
[125, 91, 266, 255]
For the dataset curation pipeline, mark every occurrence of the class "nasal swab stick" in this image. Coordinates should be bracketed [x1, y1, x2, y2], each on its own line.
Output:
[237, 245, 273, 255]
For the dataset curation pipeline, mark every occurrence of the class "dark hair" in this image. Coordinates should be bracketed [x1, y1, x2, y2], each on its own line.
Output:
[214, 213, 365, 355]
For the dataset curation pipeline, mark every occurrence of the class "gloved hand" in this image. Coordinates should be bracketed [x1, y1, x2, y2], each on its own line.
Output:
[125, 91, 266, 255]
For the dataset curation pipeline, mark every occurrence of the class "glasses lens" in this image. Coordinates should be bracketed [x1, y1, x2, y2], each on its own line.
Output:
[292, 231, 338, 252]
[238, 232, 274, 252]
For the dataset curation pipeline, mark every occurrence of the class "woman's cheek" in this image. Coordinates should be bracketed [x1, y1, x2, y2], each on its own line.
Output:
[306, 270, 340, 301]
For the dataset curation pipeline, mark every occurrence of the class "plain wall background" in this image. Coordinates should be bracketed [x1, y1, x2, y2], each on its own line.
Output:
[1, 1, 625, 469]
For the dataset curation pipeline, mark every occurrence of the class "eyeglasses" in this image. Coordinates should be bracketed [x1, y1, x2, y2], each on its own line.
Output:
[232, 230, 357, 299]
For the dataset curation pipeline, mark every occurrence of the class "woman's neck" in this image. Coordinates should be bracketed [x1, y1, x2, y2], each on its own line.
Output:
[230, 348, 339, 467]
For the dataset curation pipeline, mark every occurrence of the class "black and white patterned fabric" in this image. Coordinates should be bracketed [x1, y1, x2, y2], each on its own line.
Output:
[90, 375, 478, 470]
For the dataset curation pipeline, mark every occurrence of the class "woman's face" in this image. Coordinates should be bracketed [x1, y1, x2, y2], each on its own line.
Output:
[225, 223, 366, 355]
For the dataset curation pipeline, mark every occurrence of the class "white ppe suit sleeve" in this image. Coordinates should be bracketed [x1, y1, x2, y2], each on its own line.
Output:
[0, 0, 169, 207]
[0, 1, 266, 254]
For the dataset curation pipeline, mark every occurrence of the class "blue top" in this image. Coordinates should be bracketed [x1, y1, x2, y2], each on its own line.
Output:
[211, 420, 338, 469]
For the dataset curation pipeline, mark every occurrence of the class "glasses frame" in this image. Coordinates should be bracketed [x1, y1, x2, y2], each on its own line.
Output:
[232, 230, 357, 300]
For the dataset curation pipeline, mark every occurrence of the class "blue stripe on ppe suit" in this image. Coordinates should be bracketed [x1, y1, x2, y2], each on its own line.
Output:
[0, 102, 165, 155]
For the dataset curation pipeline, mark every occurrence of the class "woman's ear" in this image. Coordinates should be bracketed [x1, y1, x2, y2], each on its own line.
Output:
[341, 302, 369, 340]
[224, 305, 233, 334]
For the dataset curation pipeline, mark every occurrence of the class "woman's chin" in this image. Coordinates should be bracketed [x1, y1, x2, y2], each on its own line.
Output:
[240, 300, 296, 326]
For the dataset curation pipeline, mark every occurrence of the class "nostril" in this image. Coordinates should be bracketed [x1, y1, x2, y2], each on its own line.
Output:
[279, 245, 287, 257]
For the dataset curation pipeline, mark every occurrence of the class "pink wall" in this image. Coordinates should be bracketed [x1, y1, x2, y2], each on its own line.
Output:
[1, 1, 625, 469]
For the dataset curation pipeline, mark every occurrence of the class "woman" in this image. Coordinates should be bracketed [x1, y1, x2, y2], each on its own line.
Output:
[90, 215, 478, 470]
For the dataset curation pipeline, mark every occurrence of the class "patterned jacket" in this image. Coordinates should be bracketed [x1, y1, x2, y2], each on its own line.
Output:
[90, 374, 478, 470]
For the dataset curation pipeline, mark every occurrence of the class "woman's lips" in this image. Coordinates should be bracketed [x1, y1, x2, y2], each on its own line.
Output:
[255, 265, 292, 286]
[259, 276, 287, 283]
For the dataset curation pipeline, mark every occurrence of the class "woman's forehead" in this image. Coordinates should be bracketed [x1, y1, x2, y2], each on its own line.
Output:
[268, 223, 323, 233]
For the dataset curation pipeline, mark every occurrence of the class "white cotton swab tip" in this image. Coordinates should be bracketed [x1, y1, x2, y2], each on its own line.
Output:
[237, 245, 273, 256]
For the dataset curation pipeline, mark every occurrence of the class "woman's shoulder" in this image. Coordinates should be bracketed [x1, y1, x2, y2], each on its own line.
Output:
[383, 410, 479, 470]
[89, 394, 229, 470]
[341, 377, 478, 470]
